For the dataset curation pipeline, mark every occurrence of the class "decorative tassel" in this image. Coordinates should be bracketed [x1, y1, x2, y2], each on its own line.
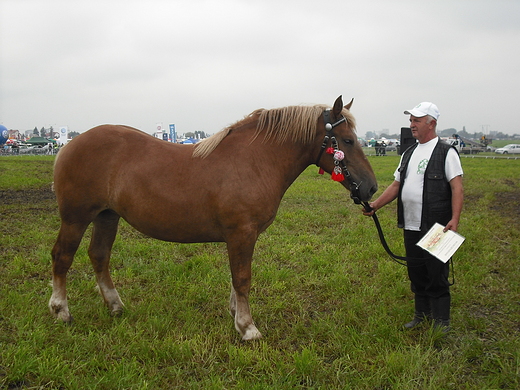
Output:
[333, 150, 345, 161]
[318, 168, 325, 175]
[326, 147, 335, 154]
[331, 166, 344, 182]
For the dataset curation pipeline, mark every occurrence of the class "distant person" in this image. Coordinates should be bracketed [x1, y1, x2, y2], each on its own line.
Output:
[363, 102, 464, 332]
[380, 141, 386, 156]
[375, 141, 381, 156]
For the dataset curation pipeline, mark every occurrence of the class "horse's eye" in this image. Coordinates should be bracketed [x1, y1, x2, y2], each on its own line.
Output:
[343, 139, 353, 145]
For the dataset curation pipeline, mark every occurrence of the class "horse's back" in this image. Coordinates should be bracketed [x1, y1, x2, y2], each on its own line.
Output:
[55, 124, 191, 176]
[57, 125, 155, 162]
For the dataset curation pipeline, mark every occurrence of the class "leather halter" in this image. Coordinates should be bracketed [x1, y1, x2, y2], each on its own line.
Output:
[315, 110, 363, 204]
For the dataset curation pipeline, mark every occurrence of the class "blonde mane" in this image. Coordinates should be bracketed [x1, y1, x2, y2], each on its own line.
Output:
[193, 105, 356, 159]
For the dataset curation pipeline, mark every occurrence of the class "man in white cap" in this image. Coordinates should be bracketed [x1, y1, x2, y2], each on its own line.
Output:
[363, 102, 464, 332]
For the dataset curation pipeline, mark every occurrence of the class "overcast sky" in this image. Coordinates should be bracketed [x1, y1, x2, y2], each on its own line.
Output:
[1, 0, 519, 138]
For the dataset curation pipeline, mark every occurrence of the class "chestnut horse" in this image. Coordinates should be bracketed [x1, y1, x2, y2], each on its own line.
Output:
[49, 96, 377, 340]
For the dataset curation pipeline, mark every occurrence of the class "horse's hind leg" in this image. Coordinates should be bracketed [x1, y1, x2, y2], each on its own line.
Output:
[88, 210, 124, 317]
[49, 222, 89, 322]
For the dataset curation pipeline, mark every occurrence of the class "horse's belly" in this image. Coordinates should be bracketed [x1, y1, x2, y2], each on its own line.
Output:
[135, 225, 224, 243]
[120, 210, 225, 243]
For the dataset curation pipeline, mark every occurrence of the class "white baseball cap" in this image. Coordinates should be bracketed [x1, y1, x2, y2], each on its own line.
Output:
[404, 102, 440, 120]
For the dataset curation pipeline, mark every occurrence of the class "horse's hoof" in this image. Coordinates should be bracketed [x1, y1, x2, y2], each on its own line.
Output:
[110, 308, 124, 317]
[55, 311, 73, 324]
[49, 303, 73, 323]
[241, 327, 262, 341]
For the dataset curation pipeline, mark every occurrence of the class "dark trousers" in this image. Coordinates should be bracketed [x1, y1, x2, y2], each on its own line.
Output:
[403, 230, 451, 299]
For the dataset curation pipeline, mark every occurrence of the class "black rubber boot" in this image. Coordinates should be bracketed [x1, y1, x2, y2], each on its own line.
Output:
[430, 295, 451, 333]
[404, 294, 431, 329]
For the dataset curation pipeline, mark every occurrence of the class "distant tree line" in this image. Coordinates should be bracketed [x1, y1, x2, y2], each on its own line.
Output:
[184, 130, 207, 139]
[33, 126, 53, 137]
[29, 127, 80, 139]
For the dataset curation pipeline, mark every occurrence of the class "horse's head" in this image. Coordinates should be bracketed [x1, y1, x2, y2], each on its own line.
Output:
[315, 96, 378, 203]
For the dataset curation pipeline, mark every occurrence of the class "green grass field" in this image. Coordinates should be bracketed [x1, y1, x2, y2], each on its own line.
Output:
[0, 155, 519, 389]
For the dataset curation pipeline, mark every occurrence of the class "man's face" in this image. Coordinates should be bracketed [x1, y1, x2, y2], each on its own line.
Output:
[409, 115, 436, 142]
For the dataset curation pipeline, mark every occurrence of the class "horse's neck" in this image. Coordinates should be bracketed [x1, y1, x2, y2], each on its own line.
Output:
[248, 141, 313, 189]
[217, 123, 315, 188]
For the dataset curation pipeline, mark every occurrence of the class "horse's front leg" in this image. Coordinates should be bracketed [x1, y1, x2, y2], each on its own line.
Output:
[227, 236, 262, 341]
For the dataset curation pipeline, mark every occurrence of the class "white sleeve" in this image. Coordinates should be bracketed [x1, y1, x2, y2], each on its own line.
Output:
[445, 148, 463, 182]
[393, 155, 405, 182]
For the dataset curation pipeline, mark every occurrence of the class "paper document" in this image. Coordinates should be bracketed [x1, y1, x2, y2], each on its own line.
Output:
[416, 223, 465, 263]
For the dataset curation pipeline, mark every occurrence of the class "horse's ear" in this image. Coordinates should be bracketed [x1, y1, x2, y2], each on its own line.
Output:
[333, 95, 344, 118]
[344, 98, 354, 111]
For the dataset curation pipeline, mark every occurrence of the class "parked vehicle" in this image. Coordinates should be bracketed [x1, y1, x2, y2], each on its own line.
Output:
[495, 144, 520, 154]
[370, 138, 399, 153]
[443, 137, 486, 154]
[384, 143, 398, 152]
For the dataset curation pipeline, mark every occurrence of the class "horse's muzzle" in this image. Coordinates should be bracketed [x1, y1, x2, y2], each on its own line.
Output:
[350, 182, 378, 204]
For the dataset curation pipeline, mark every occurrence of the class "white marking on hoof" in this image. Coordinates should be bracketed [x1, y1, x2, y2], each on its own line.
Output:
[97, 285, 124, 317]
[241, 325, 262, 341]
[49, 298, 72, 323]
